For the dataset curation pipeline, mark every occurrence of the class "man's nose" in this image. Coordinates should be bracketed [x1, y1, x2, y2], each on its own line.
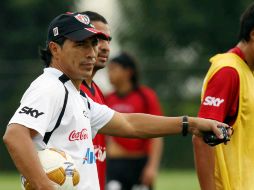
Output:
[86, 45, 98, 59]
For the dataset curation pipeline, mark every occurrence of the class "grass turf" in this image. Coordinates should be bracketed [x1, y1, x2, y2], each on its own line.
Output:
[155, 169, 199, 190]
[0, 169, 199, 190]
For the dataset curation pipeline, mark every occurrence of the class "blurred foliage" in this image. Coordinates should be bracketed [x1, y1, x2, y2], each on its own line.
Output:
[0, 0, 75, 170]
[119, 0, 253, 55]
[118, 0, 253, 100]
[0, 0, 75, 59]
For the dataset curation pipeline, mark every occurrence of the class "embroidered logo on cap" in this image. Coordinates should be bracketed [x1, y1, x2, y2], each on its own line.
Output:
[53, 27, 59, 36]
[74, 14, 90, 25]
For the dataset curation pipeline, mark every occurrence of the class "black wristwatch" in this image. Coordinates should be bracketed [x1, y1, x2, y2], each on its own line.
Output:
[182, 116, 188, 136]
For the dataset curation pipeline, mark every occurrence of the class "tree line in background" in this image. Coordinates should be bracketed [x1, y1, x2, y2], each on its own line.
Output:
[0, 0, 252, 170]
[0, 0, 75, 170]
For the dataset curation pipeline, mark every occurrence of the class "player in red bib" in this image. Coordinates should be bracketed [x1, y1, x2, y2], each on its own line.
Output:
[79, 11, 111, 190]
[193, 3, 254, 189]
[105, 52, 163, 190]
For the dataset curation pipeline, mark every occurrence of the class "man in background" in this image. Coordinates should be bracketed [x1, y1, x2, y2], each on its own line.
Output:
[193, 2, 254, 190]
[79, 11, 111, 190]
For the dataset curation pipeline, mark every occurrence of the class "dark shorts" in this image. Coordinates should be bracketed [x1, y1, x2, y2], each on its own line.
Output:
[106, 157, 152, 190]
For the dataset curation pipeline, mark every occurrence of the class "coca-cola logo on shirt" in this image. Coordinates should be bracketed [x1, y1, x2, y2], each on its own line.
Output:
[69, 128, 88, 141]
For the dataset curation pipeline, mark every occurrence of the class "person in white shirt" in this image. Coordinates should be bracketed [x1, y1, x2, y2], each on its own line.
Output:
[3, 12, 232, 190]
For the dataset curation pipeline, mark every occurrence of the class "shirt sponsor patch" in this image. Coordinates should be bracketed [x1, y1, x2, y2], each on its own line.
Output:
[203, 96, 224, 107]
[83, 148, 96, 164]
[94, 145, 106, 162]
[19, 106, 44, 118]
[68, 128, 88, 141]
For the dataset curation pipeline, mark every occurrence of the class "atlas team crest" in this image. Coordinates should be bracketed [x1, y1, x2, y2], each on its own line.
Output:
[74, 14, 90, 25]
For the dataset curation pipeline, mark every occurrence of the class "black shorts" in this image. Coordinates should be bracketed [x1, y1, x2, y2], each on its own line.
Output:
[106, 157, 152, 190]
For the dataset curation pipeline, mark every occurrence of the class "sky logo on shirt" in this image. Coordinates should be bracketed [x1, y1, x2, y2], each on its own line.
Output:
[203, 96, 224, 107]
[19, 106, 44, 118]
[83, 148, 96, 164]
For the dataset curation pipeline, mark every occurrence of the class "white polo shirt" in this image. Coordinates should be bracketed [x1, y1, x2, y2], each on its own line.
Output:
[8, 68, 114, 190]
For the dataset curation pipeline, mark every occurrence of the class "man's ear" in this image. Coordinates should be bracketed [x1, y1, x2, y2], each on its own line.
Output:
[126, 68, 134, 79]
[250, 30, 254, 41]
[48, 41, 61, 57]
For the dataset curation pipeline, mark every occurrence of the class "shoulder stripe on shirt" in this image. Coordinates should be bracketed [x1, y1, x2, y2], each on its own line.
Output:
[43, 74, 69, 144]
[80, 90, 91, 110]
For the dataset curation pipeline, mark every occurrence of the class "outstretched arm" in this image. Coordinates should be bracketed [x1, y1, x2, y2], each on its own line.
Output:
[99, 112, 229, 139]
[3, 124, 55, 190]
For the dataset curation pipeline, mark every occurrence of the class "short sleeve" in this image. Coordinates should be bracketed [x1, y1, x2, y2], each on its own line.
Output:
[8, 81, 64, 137]
[89, 97, 115, 138]
[198, 67, 239, 122]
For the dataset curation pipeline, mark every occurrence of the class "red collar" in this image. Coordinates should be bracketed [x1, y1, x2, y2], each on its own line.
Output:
[228, 47, 245, 61]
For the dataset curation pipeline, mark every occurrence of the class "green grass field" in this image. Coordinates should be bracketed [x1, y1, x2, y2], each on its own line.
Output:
[155, 170, 199, 190]
[0, 169, 199, 190]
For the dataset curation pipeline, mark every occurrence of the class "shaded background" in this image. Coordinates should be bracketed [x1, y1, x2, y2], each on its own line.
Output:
[0, 0, 252, 171]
